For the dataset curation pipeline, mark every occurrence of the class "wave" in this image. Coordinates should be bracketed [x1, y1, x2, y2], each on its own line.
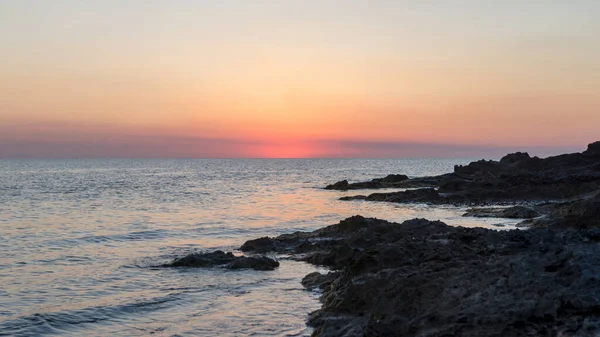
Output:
[0, 294, 181, 336]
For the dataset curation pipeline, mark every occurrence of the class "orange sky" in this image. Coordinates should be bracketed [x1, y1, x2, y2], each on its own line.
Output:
[1, 1, 599, 158]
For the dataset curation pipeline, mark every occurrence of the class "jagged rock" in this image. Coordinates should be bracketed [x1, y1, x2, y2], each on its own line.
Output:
[584, 141, 600, 157]
[324, 180, 350, 190]
[531, 193, 600, 229]
[324, 174, 410, 190]
[463, 205, 541, 219]
[499, 152, 532, 165]
[226, 256, 280, 270]
[340, 188, 442, 203]
[163, 250, 279, 271]
[337, 142, 600, 205]
[454, 159, 504, 175]
[371, 174, 409, 183]
[258, 215, 600, 337]
[301, 272, 339, 290]
[239, 237, 275, 253]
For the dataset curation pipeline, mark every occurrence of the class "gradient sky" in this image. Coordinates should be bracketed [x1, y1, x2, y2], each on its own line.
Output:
[1, 1, 599, 158]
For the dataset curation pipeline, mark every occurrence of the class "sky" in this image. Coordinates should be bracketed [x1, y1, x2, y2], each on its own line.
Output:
[1, 0, 599, 158]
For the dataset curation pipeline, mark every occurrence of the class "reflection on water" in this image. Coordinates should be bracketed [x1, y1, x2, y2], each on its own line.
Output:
[0, 158, 511, 336]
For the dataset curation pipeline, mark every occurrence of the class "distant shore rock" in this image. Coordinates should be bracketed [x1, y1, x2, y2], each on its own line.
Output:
[162, 250, 279, 271]
[324, 174, 409, 190]
[340, 187, 442, 203]
[333, 142, 600, 206]
[463, 205, 541, 219]
[583, 141, 600, 157]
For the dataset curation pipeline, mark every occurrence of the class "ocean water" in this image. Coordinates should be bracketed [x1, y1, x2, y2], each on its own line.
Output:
[0, 159, 519, 336]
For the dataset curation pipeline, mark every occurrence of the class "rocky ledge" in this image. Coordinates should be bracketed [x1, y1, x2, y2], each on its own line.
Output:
[241, 215, 600, 337]
[162, 250, 279, 271]
[325, 174, 447, 190]
[462, 205, 541, 219]
[329, 142, 600, 207]
[325, 174, 410, 190]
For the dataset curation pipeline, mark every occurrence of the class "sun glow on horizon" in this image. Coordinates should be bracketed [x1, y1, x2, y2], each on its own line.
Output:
[1, 1, 599, 158]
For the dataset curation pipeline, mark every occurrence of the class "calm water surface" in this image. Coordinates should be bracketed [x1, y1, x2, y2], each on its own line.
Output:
[0, 159, 516, 336]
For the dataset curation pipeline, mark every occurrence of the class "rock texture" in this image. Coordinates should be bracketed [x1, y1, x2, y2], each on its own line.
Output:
[162, 250, 279, 271]
[463, 205, 541, 219]
[336, 142, 600, 206]
[528, 193, 600, 229]
[325, 174, 413, 190]
[242, 215, 600, 337]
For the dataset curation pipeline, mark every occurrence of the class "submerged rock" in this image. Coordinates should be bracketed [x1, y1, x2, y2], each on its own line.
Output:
[463, 205, 541, 219]
[163, 250, 279, 271]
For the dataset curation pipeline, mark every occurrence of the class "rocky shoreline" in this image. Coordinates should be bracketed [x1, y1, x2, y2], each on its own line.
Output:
[243, 215, 600, 336]
[164, 142, 600, 336]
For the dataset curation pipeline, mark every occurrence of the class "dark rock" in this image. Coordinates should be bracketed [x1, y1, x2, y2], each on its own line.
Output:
[371, 174, 409, 183]
[270, 215, 600, 337]
[584, 141, 600, 157]
[338, 142, 600, 205]
[163, 250, 279, 271]
[463, 205, 541, 219]
[341, 188, 442, 203]
[499, 152, 532, 165]
[226, 256, 280, 271]
[301, 272, 339, 290]
[324, 174, 412, 190]
[324, 180, 350, 190]
[454, 159, 504, 175]
[240, 237, 275, 253]
[531, 193, 600, 229]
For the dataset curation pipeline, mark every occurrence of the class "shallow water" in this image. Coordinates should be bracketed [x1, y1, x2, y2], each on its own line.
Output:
[0, 158, 518, 336]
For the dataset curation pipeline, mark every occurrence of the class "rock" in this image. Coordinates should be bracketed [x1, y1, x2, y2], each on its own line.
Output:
[324, 174, 412, 190]
[337, 142, 600, 205]
[371, 174, 409, 183]
[454, 159, 504, 175]
[324, 180, 350, 190]
[301, 272, 339, 290]
[239, 237, 275, 253]
[463, 206, 541, 219]
[226, 256, 280, 271]
[341, 188, 442, 204]
[499, 152, 532, 165]
[531, 193, 600, 229]
[271, 215, 600, 337]
[584, 141, 600, 157]
[163, 250, 279, 271]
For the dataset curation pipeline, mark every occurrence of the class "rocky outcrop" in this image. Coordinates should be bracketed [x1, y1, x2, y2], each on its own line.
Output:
[338, 142, 600, 205]
[324, 174, 411, 190]
[301, 271, 339, 290]
[527, 193, 600, 229]
[162, 250, 279, 271]
[371, 174, 409, 183]
[340, 188, 443, 204]
[324, 180, 352, 190]
[584, 141, 600, 157]
[463, 205, 541, 219]
[242, 215, 600, 337]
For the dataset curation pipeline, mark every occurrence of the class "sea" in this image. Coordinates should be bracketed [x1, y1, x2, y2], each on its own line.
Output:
[0, 158, 521, 336]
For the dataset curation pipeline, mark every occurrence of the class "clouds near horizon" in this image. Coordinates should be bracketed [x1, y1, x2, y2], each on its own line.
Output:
[1, 1, 599, 158]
